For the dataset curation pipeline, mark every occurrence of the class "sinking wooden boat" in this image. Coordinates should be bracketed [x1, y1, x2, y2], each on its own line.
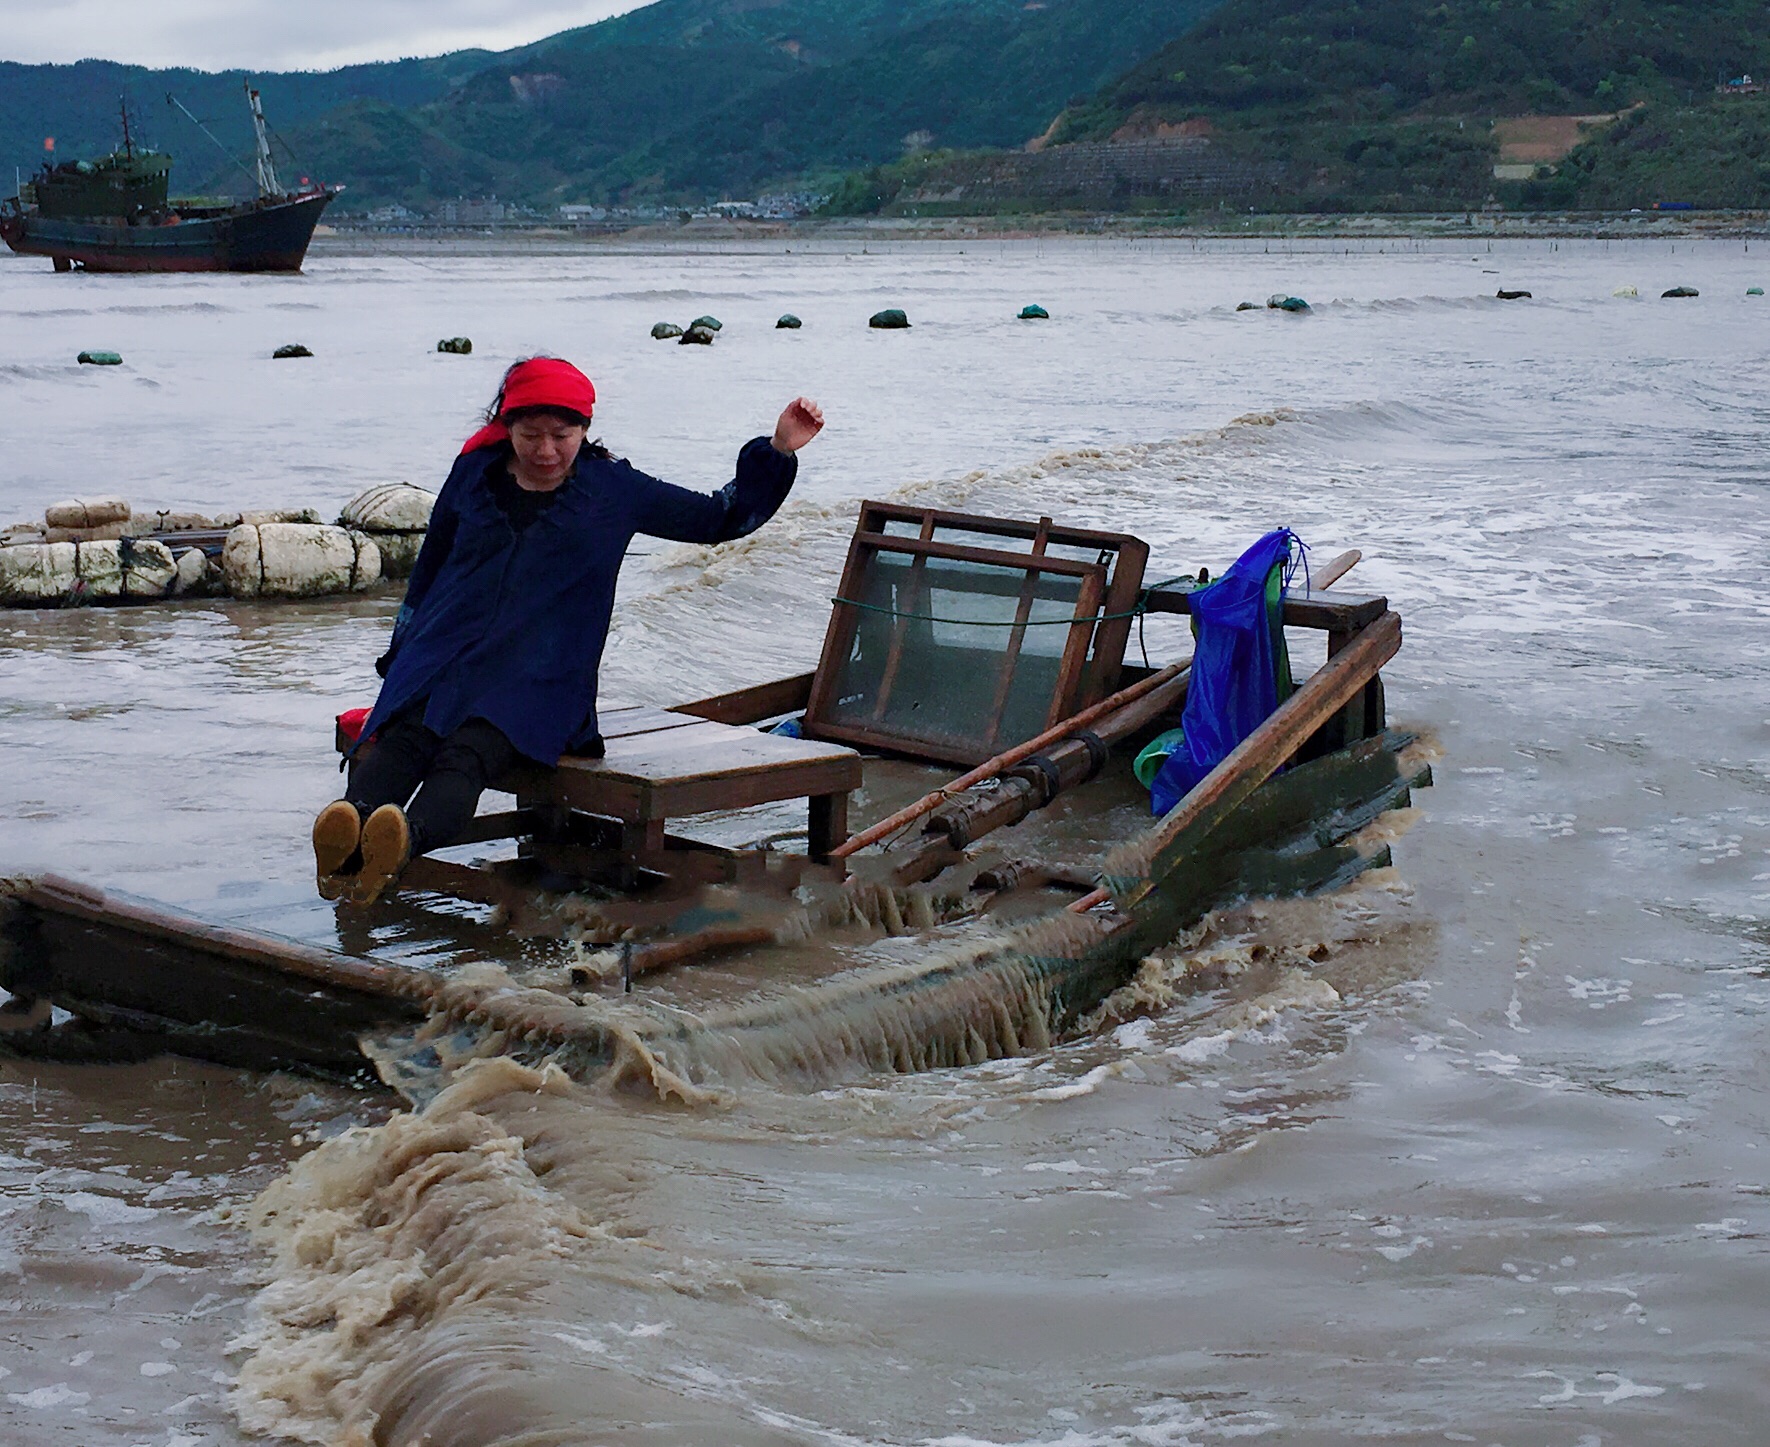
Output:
[0, 504, 1429, 1086]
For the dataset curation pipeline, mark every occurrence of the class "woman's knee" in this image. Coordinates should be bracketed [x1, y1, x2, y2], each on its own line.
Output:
[436, 719, 520, 785]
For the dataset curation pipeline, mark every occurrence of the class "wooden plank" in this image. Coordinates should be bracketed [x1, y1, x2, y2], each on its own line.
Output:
[524, 836, 736, 887]
[646, 742, 861, 784]
[852, 530, 1101, 578]
[621, 818, 666, 855]
[872, 511, 938, 725]
[15, 875, 432, 1000]
[803, 520, 875, 731]
[673, 672, 815, 725]
[1045, 567, 1106, 731]
[556, 767, 838, 825]
[856, 500, 1146, 553]
[1143, 583, 1388, 632]
[1, 877, 430, 1076]
[986, 517, 1050, 749]
[552, 719, 862, 822]
[808, 793, 849, 864]
[399, 856, 535, 910]
[1080, 532, 1149, 705]
[453, 809, 532, 845]
[647, 760, 862, 818]
[557, 721, 739, 771]
[597, 706, 708, 741]
[835, 660, 1187, 858]
[552, 772, 649, 820]
[566, 724, 861, 783]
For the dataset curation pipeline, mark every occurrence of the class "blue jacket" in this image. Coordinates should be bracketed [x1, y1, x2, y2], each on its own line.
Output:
[355, 435, 797, 765]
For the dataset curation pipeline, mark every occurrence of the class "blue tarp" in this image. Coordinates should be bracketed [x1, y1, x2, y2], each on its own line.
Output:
[1149, 529, 1299, 816]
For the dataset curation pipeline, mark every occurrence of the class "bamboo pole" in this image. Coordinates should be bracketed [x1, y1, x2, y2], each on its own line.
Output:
[832, 662, 1187, 859]
[1314, 548, 1360, 589]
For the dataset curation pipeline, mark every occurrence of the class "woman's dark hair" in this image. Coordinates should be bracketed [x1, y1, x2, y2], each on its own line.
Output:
[486, 357, 610, 459]
[501, 403, 592, 428]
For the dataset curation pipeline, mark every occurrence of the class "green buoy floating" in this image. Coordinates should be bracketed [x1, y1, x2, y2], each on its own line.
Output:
[1661, 286, 1699, 298]
[678, 323, 717, 345]
[1266, 294, 1310, 312]
[1749, 287, 1765, 296]
[651, 321, 684, 339]
[436, 336, 472, 354]
[272, 343, 313, 358]
[76, 350, 122, 366]
[690, 315, 723, 331]
[869, 308, 910, 329]
[1018, 304, 1049, 320]
[776, 314, 802, 329]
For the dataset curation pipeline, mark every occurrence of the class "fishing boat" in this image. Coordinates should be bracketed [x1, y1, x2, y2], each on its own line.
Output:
[0, 89, 337, 274]
[0, 504, 1428, 1089]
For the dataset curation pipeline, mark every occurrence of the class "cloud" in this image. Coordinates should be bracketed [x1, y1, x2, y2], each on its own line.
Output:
[0, 1, 645, 71]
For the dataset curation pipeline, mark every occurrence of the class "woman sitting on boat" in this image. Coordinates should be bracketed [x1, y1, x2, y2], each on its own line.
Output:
[313, 355, 825, 903]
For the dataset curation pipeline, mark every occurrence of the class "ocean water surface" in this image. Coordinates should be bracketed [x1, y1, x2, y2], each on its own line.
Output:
[1, 235, 1766, 1445]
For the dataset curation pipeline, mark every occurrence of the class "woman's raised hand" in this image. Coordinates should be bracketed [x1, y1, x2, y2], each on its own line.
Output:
[772, 397, 825, 453]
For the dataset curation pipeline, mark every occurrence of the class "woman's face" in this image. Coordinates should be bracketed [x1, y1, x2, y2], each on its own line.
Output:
[508, 415, 588, 488]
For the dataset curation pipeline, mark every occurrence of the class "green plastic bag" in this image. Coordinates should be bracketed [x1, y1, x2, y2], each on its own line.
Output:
[1134, 728, 1187, 789]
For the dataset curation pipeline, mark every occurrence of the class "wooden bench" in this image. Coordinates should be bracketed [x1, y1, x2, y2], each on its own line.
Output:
[344, 699, 863, 904]
[521, 704, 862, 862]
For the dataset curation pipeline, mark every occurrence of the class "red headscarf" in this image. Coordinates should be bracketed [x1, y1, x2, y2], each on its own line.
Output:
[459, 357, 597, 455]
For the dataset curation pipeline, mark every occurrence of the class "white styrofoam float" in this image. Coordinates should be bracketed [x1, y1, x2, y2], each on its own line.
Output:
[221, 523, 382, 599]
[337, 483, 436, 578]
[0, 538, 179, 605]
[43, 497, 131, 530]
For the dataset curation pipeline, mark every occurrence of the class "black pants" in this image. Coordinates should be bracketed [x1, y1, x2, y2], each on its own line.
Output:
[345, 713, 521, 858]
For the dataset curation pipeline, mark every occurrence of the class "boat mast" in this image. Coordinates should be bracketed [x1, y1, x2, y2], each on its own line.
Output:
[246, 85, 280, 197]
[120, 96, 134, 158]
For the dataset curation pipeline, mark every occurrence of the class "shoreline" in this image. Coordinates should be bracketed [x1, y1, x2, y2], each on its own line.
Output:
[312, 208, 1770, 250]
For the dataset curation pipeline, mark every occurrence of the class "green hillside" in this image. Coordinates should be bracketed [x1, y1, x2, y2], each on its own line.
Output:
[14, 0, 1759, 217]
[0, 54, 487, 198]
[2, 0, 1224, 212]
[1037, 0, 1770, 210]
[1558, 93, 1770, 209]
[1067, 0, 1768, 126]
[281, 0, 1225, 208]
[619, 0, 1225, 196]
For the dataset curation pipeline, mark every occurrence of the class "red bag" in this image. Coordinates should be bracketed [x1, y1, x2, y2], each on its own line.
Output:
[336, 706, 372, 743]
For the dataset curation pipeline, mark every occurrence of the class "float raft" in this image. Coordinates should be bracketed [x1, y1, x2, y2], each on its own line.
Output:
[0, 503, 1427, 1086]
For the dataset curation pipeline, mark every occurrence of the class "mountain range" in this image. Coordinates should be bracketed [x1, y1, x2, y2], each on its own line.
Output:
[5, 0, 1769, 215]
[1, 1, 1223, 208]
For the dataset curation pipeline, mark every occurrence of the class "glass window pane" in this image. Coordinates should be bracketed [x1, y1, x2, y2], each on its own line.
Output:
[823, 550, 1099, 756]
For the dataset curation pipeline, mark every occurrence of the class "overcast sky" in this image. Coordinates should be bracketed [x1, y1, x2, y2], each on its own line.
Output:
[0, 1, 647, 71]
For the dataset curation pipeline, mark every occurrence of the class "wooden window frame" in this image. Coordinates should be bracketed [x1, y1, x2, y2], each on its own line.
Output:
[802, 503, 1148, 765]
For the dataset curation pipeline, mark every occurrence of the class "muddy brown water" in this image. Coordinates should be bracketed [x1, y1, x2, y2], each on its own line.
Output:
[2, 238, 1768, 1445]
